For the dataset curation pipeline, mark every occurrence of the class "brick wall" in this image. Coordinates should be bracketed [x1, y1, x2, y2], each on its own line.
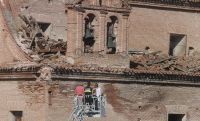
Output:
[0, 81, 200, 121]
[0, 81, 46, 121]
[128, 6, 200, 55]
[25, 0, 67, 42]
[109, 84, 200, 121]
[0, 2, 29, 63]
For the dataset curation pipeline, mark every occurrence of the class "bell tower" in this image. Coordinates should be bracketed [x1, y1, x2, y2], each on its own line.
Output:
[66, 0, 130, 57]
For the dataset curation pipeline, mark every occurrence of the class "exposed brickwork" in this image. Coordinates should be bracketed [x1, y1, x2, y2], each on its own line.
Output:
[0, 81, 200, 121]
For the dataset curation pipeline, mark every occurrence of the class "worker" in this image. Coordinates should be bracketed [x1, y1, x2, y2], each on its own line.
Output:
[93, 83, 102, 110]
[95, 83, 102, 98]
[75, 83, 84, 96]
[75, 83, 84, 106]
[84, 82, 92, 105]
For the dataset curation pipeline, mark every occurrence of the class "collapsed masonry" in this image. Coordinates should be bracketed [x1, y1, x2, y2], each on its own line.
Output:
[1, 1, 200, 121]
[130, 50, 200, 74]
[15, 14, 200, 73]
[17, 15, 67, 62]
[6, 0, 131, 67]
[3, 0, 200, 73]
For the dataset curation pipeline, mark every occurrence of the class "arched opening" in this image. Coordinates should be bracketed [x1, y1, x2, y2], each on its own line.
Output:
[99, 0, 102, 6]
[188, 46, 194, 56]
[107, 16, 118, 54]
[144, 46, 150, 54]
[83, 14, 96, 53]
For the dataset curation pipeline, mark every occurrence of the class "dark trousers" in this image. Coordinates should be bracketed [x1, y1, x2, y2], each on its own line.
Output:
[85, 95, 92, 105]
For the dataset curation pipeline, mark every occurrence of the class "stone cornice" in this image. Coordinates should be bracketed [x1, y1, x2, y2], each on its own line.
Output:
[129, 1, 200, 13]
[0, 64, 200, 87]
[0, 72, 36, 81]
[66, 4, 131, 14]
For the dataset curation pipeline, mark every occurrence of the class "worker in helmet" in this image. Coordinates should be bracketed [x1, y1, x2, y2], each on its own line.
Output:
[75, 83, 84, 96]
[75, 83, 84, 107]
[84, 82, 92, 105]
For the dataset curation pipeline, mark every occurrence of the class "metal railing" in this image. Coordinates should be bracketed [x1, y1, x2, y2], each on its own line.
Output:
[130, 0, 200, 8]
[68, 96, 106, 121]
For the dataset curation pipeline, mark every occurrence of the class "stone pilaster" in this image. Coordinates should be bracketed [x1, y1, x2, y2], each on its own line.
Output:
[66, 7, 84, 57]
[93, 17, 100, 52]
[99, 11, 107, 53]
[121, 14, 129, 53]
[66, 8, 77, 57]
[77, 11, 84, 53]
[117, 16, 123, 53]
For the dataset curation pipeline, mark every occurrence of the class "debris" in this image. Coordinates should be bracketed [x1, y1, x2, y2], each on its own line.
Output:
[146, 56, 176, 66]
[18, 15, 67, 61]
[66, 57, 75, 65]
[130, 51, 200, 73]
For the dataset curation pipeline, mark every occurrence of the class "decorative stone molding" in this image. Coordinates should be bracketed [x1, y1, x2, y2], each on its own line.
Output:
[37, 66, 53, 82]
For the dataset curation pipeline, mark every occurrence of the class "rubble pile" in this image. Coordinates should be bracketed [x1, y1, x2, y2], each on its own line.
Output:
[130, 51, 200, 74]
[2, 52, 200, 75]
[17, 15, 67, 61]
[52, 64, 126, 74]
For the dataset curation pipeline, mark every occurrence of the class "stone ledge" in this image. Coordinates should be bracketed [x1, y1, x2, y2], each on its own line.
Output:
[129, 1, 200, 12]
[66, 4, 131, 13]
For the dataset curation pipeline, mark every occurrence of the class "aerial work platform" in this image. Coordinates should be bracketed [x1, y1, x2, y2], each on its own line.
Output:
[69, 96, 106, 121]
